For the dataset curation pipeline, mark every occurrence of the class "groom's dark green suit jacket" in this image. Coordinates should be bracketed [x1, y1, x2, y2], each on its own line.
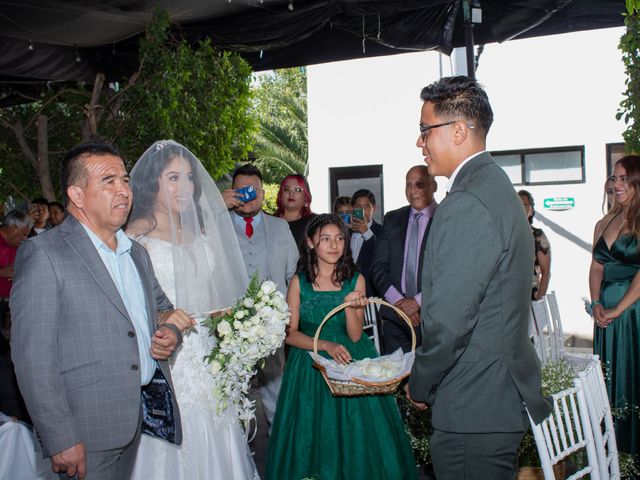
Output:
[409, 152, 551, 432]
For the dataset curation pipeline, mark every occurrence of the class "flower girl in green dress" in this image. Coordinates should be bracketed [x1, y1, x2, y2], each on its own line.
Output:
[266, 214, 417, 480]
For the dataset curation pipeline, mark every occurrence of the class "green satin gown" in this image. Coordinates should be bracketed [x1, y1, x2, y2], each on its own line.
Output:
[593, 234, 640, 457]
[265, 273, 417, 480]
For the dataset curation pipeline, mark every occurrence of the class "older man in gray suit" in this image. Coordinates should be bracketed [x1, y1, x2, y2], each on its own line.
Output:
[11, 141, 193, 479]
[223, 163, 298, 429]
[405, 77, 552, 480]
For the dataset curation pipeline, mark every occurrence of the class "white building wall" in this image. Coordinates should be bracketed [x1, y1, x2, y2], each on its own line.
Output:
[307, 26, 626, 340]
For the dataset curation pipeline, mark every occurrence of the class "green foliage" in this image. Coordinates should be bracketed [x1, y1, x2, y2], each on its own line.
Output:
[262, 183, 279, 214]
[251, 68, 308, 183]
[0, 90, 86, 201]
[618, 3, 640, 153]
[118, 9, 255, 177]
[396, 388, 433, 466]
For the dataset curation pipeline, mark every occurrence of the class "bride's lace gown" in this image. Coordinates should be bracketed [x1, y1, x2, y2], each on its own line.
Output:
[131, 236, 259, 480]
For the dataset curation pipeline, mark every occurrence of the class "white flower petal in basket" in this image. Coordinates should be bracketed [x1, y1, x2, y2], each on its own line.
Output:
[308, 349, 415, 383]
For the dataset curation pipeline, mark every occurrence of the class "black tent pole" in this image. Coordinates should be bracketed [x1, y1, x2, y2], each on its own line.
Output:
[463, 0, 476, 80]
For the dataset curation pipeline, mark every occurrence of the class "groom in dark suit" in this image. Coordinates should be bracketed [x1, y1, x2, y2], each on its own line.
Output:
[369, 166, 437, 354]
[11, 141, 192, 479]
[406, 76, 551, 480]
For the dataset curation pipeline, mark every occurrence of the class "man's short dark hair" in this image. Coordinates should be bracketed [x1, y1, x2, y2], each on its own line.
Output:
[351, 189, 376, 207]
[420, 76, 494, 137]
[48, 201, 65, 211]
[232, 163, 263, 184]
[61, 140, 120, 197]
[31, 197, 49, 206]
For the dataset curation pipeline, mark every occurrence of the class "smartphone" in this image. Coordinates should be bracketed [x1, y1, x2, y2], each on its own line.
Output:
[339, 212, 352, 224]
[235, 185, 257, 202]
[352, 208, 364, 221]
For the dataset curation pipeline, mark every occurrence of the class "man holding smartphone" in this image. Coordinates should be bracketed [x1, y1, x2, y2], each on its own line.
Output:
[222, 164, 298, 430]
[349, 189, 382, 297]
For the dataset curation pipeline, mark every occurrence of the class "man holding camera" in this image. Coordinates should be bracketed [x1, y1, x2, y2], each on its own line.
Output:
[223, 163, 298, 429]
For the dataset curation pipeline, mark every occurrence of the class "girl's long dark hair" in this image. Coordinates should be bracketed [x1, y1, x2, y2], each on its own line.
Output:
[298, 213, 356, 285]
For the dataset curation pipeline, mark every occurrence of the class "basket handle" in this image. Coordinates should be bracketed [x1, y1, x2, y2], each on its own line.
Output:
[312, 297, 417, 357]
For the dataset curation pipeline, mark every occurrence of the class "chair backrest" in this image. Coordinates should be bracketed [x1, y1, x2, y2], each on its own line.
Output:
[577, 355, 620, 479]
[530, 298, 561, 364]
[529, 306, 545, 362]
[545, 291, 566, 358]
[363, 301, 381, 354]
[528, 383, 601, 480]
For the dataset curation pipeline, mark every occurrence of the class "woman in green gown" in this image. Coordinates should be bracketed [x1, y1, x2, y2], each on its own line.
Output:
[266, 214, 417, 480]
[590, 154, 640, 460]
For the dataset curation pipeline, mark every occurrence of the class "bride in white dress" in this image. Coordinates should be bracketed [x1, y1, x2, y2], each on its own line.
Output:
[126, 140, 259, 479]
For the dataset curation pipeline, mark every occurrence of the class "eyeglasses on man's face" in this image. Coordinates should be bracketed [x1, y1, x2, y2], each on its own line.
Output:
[419, 120, 475, 142]
[283, 186, 304, 194]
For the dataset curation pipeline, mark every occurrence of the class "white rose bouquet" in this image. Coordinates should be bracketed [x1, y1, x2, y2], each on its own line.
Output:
[202, 273, 290, 430]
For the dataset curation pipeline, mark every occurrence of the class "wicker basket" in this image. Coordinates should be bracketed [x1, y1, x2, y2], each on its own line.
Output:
[312, 298, 416, 397]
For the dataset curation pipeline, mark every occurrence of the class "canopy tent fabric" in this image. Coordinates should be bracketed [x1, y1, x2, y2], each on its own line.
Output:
[0, 0, 626, 104]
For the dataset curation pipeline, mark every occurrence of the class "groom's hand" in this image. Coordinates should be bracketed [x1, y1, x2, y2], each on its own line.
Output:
[404, 383, 428, 411]
[51, 442, 86, 479]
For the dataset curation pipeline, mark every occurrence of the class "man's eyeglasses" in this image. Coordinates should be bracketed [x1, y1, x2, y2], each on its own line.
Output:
[283, 186, 304, 194]
[419, 121, 475, 141]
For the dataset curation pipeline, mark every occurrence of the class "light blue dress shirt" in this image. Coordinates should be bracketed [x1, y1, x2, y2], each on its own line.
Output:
[81, 225, 155, 385]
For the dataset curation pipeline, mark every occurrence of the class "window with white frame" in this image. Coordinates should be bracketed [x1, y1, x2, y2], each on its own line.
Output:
[492, 146, 585, 185]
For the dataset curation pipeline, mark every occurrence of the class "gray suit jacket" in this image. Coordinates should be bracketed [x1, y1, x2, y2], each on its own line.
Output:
[409, 152, 551, 433]
[262, 213, 299, 296]
[10, 215, 182, 456]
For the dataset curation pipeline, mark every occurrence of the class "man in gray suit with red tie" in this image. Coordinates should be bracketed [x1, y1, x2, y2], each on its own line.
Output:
[406, 76, 551, 480]
[369, 165, 437, 353]
[11, 141, 193, 479]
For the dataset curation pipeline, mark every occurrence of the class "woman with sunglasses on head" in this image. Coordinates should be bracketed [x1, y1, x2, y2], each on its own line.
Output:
[275, 174, 316, 249]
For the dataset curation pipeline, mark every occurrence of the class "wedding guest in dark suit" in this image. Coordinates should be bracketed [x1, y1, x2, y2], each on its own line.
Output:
[370, 165, 437, 353]
[349, 189, 382, 297]
[406, 76, 551, 480]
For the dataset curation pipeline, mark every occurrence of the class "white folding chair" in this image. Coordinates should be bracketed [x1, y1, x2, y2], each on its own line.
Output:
[542, 291, 592, 366]
[529, 306, 545, 363]
[531, 298, 559, 364]
[528, 383, 600, 480]
[576, 355, 620, 479]
[363, 301, 381, 354]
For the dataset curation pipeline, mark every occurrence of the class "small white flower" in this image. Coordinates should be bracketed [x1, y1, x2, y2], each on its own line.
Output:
[217, 321, 232, 336]
[261, 281, 277, 295]
[243, 297, 255, 308]
[234, 310, 246, 320]
[233, 320, 242, 329]
[208, 360, 222, 375]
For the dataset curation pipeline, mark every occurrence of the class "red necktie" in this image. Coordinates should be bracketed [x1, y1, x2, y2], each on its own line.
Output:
[244, 217, 254, 238]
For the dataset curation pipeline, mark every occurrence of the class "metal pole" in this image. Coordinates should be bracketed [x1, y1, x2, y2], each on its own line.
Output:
[463, 0, 476, 80]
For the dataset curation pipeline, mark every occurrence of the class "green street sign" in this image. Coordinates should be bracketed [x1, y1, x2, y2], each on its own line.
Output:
[543, 197, 575, 210]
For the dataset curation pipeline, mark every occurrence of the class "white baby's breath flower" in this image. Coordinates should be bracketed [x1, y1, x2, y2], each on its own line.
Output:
[234, 310, 245, 320]
[233, 320, 242, 329]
